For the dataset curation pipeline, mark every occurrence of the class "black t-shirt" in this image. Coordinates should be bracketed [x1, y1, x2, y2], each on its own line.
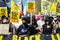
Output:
[56, 28, 60, 33]
[42, 24, 53, 34]
[17, 24, 30, 35]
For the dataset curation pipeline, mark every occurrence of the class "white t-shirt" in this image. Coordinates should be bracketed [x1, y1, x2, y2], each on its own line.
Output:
[37, 20, 45, 28]
[12, 19, 22, 29]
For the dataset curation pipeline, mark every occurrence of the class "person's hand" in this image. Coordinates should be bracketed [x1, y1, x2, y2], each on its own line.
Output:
[53, 30, 56, 34]
[29, 23, 33, 27]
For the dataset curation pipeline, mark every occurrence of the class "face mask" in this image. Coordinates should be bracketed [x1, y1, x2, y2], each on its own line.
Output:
[23, 23, 26, 25]
[27, 14, 30, 17]
[54, 18, 57, 20]
[3, 19, 7, 23]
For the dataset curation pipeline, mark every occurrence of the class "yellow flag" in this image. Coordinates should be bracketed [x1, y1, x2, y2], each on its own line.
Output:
[10, 0, 20, 23]
[11, 0, 19, 11]
[50, 3, 57, 13]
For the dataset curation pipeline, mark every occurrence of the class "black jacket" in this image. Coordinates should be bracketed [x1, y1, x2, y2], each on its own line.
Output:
[17, 24, 30, 35]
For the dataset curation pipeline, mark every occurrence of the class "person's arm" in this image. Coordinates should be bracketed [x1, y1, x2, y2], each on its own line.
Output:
[52, 24, 56, 34]
[16, 25, 22, 34]
[36, 21, 40, 29]
[41, 25, 44, 33]
[58, 22, 60, 28]
[41, 27, 43, 33]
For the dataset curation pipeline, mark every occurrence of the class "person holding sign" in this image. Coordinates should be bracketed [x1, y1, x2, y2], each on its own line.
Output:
[1, 15, 8, 24]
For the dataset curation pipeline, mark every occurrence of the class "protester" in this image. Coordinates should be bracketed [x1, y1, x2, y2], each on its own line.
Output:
[41, 20, 53, 40]
[42, 20, 53, 34]
[9, 14, 60, 36]
[9, 23, 17, 34]
[57, 15, 60, 22]
[49, 17, 53, 22]
[29, 24, 39, 35]
[32, 16, 38, 28]
[1, 15, 8, 24]
[52, 16, 59, 33]
[28, 16, 39, 35]
[17, 17, 30, 35]
[37, 15, 45, 32]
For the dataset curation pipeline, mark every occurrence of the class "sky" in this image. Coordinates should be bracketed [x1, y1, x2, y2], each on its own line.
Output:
[23, 0, 27, 6]
[6, 0, 27, 8]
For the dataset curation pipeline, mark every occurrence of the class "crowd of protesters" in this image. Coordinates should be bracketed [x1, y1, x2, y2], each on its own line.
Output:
[0, 14, 60, 40]
[9, 14, 60, 36]
[0, 14, 60, 36]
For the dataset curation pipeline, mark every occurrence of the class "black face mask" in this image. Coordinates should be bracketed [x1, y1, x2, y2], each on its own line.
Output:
[23, 23, 26, 25]
[54, 20, 57, 22]
[46, 21, 50, 25]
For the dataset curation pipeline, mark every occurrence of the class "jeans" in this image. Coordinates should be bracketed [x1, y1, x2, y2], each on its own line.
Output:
[41, 34, 51, 40]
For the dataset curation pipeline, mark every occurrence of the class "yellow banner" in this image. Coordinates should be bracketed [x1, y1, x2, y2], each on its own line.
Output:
[27, 2, 36, 12]
[57, 0, 60, 2]
[41, 0, 47, 12]
[51, 34, 55, 40]
[0, 7, 8, 17]
[0, 34, 60, 40]
[47, 2, 52, 13]
[41, 0, 50, 13]
[41, 0, 58, 14]
[56, 2, 60, 15]
[57, 0, 59, 2]
[56, 34, 60, 40]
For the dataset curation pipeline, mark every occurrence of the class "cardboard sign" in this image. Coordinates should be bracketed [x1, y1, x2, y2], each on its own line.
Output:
[27, 2, 36, 12]
[0, 7, 8, 17]
[0, 24, 9, 34]
[10, 11, 20, 23]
